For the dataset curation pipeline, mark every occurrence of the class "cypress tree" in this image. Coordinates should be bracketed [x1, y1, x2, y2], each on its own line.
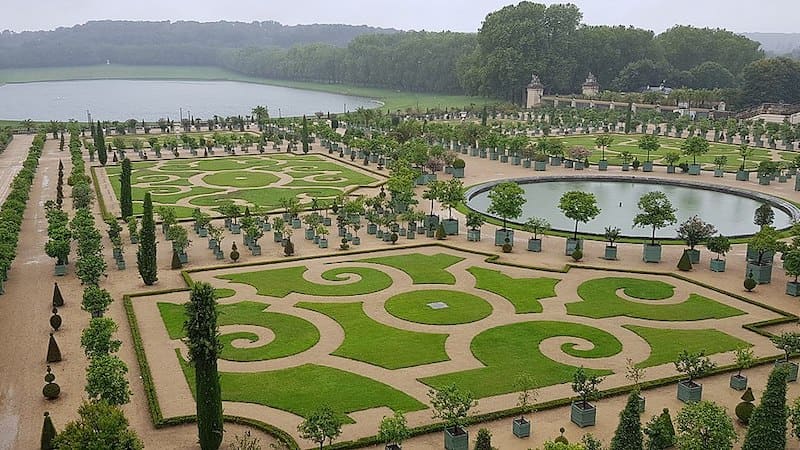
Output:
[41, 412, 56, 450]
[96, 121, 107, 166]
[185, 282, 223, 450]
[136, 192, 158, 285]
[742, 365, 788, 450]
[610, 392, 643, 450]
[301, 115, 309, 153]
[119, 158, 133, 219]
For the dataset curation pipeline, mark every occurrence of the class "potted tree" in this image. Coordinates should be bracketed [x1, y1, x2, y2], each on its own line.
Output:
[785, 249, 800, 296]
[706, 234, 731, 272]
[422, 180, 443, 232]
[625, 358, 646, 413]
[569, 146, 591, 170]
[127, 217, 139, 244]
[246, 224, 263, 256]
[428, 385, 477, 450]
[595, 134, 613, 171]
[747, 203, 776, 262]
[512, 375, 537, 438]
[633, 192, 677, 263]
[747, 226, 780, 284]
[466, 212, 484, 242]
[638, 135, 660, 172]
[737, 144, 753, 181]
[533, 151, 548, 171]
[682, 136, 709, 175]
[451, 158, 465, 178]
[167, 225, 191, 264]
[772, 331, 800, 382]
[208, 224, 225, 260]
[317, 224, 329, 248]
[570, 367, 602, 428]
[604, 226, 621, 260]
[713, 155, 728, 177]
[525, 217, 550, 252]
[439, 179, 464, 235]
[558, 191, 601, 256]
[676, 216, 717, 264]
[45, 225, 71, 276]
[378, 412, 410, 450]
[487, 182, 526, 246]
[620, 151, 634, 171]
[663, 151, 680, 174]
[674, 350, 716, 403]
[730, 347, 754, 391]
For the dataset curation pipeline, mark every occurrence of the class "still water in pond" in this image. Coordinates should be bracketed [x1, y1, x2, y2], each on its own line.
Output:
[468, 180, 793, 238]
[0, 79, 380, 121]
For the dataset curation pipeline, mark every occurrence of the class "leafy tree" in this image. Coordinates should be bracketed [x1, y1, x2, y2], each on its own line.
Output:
[571, 366, 603, 409]
[378, 412, 410, 448]
[75, 254, 106, 287]
[474, 428, 492, 450]
[749, 225, 780, 266]
[137, 192, 158, 285]
[637, 135, 660, 163]
[439, 178, 465, 220]
[789, 396, 800, 444]
[85, 354, 131, 405]
[742, 365, 788, 450]
[52, 400, 142, 449]
[676, 216, 716, 250]
[742, 57, 800, 106]
[297, 405, 343, 450]
[610, 392, 644, 450]
[487, 182, 526, 230]
[95, 122, 107, 166]
[753, 203, 775, 228]
[706, 235, 731, 260]
[81, 317, 121, 358]
[595, 134, 614, 161]
[185, 282, 223, 450]
[633, 192, 677, 245]
[71, 183, 93, 209]
[525, 217, 550, 240]
[558, 191, 601, 239]
[676, 401, 736, 450]
[81, 286, 112, 317]
[681, 136, 710, 165]
[428, 384, 477, 433]
[674, 350, 716, 385]
[119, 158, 133, 220]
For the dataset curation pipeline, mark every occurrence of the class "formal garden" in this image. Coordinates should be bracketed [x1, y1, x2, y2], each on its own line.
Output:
[124, 245, 791, 448]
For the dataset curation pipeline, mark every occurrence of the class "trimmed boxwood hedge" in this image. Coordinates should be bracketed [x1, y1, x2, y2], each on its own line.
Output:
[0, 131, 45, 286]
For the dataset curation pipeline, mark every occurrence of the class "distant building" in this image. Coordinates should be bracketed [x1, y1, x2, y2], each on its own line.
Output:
[581, 72, 600, 97]
[526, 74, 544, 109]
[642, 83, 673, 96]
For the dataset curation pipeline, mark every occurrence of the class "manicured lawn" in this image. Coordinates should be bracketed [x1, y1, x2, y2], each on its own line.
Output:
[358, 253, 465, 285]
[214, 288, 236, 299]
[625, 325, 750, 368]
[158, 301, 319, 361]
[218, 266, 393, 297]
[420, 321, 620, 398]
[567, 277, 744, 321]
[178, 353, 426, 421]
[190, 186, 342, 210]
[384, 290, 493, 325]
[297, 302, 449, 369]
[202, 170, 280, 188]
[467, 266, 559, 313]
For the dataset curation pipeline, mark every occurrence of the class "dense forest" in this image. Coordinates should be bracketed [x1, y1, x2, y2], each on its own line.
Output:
[2, 2, 799, 108]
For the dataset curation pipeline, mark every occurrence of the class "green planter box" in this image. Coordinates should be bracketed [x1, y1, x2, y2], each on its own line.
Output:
[604, 246, 618, 260]
[251, 245, 261, 256]
[570, 402, 596, 428]
[714, 169, 724, 177]
[643, 161, 653, 172]
[367, 224, 377, 235]
[467, 229, 481, 242]
[305, 228, 315, 240]
[500, 155, 509, 163]
[666, 165, 676, 174]
[745, 245, 773, 263]
[730, 374, 748, 391]
[452, 167, 464, 178]
[489, 152, 498, 161]
[598, 160, 609, 171]
[780, 175, 788, 183]
[198, 228, 208, 238]
[352, 236, 361, 245]
[495, 229, 514, 246]
[564, 160, 574, 168]
[550, 156, 563, 166]
[677, 381, 702, 403]
[575, 161, 585, 170]
[424, 215, 440, 230]
[710, 258, 726, 272]
[528, 238, 542, 252]
[273, 231, 282, 243]
[319, 239, 328, 248]
[54, 264, 67, 276]
[759, 176, 771, 185]
[523, 159, 532, 168]
[230, 223, 241, 234]
[795, 176, 800, 191]
[565, 238, 582, 256]
[776, 360, 799, 382]
[470, 148, 479, 157]
[479, 151, 487, 159]
[688, 164, 701, 175]
[444, 427, 469, 450]
[643, 244, 662, 263]
[637, 395, 645, 413]
[511, 156, 521, 165]
[178, 252, 188, 264]
[292, 218, 302, 229]
[262, 222, 272, 231]
[746, 262, 773, 284]
[534, 160, 547, 171]
[787, 282, 800, 297]
[686, 249, 700, 264]
[442, 219, 459, 236]
[621, 163, 630, 171]
[512, 418, 531, 438]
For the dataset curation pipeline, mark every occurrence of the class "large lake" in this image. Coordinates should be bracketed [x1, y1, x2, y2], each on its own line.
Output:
[0, 79, 380, 121]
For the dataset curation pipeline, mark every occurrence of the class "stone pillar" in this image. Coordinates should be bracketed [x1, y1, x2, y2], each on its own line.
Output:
[526, 74, 544, 109]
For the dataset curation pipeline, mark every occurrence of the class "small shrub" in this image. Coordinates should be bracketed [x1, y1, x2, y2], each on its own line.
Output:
[436, 223, 446, 240]
[46, 333, 62, 363]
[571, 248, 583, 261]
[744, 274, 757, 292]
[502, 242, 513, 253]
[229, 430, 261, 450]
[42, 366, 60, 400]
[644, 408, 675, 450]
[474, 428, 492, 450]
[677, 250, 693, 271]
[49, 308, 62, 331]
[736, 388, 756, 424]
[170, 250, 182, 269]
[230, 243, 240, 262]
[452, 158, 466, 169]
[554, 427, 569, 444]
[284, 240, 294, 257]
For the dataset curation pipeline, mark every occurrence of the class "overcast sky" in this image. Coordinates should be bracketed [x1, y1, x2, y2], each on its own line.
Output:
[1, 0, 797, 34]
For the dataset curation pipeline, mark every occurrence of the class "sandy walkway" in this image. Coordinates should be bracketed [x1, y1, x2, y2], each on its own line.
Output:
[0, 134, 34, 204]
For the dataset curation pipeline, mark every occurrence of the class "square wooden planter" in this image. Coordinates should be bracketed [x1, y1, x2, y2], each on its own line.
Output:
[688, 164, 701, 175]
[495, 229, 514, 246]
[787, 282, 800, 297]
[570, 402, 596, 428]
[528, 238, 542, 252]
[442, 219, 459, 236]
[643, 161, 653, 172]
[710, 258, 726, 272]
[775, 360, 799, 382]
[565, 238, 582, 256]
[54, 264, 67, 276]
[512, 418, 531, 438]
[677, 380, 703, 403]
[642, 244, 662, 263]
[604, 246, 618, 260]
[534, 161, 547, 171]
[467, 229, 481, 242]
[730, 374, 748, 390]
[746, 262, 773, 284]
[686, 249, 700, 264]
[444, 427, 469, 450]
[598, 160, 609, 171]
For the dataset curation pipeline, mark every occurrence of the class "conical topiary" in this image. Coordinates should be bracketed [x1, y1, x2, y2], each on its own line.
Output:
[49, 308, 61, 331]
[744, 271, 757, 292]
[52, 283, 64, 307]
[736, 387, 756, 425]
[171, 250, 182, 270]
[284, 240, 294, 257]
[41, 412, 56, 450]
[42, 365, 60, 399]
[435, 223, 446, 240]
[46, 333, 62, 363]
[677, 250, 693, 271]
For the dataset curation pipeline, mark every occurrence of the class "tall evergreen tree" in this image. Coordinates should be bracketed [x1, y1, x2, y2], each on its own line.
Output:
[119, 158, 133, 219]
[301, 115, 309, 153]
[136, 192, 157, 285]
[185, 282, 223, 450]
[610, 392, 644, 450]
[95, 121, 107, 166]
[742, 365, 788, 450]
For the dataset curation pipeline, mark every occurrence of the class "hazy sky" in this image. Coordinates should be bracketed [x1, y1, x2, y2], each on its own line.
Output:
[1, 0, 797, 34]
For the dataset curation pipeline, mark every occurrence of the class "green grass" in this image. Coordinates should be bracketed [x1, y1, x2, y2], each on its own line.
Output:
[202, 170, 280, 188]
[566, 277, 745, 321]
[0, 65, 497, 112]
[357, 253, 464, 285]
[214, 288, 236, 299]
[467, 266, 559, 313]
[384, 290, 492, 325]
[297, 302, 449, 369]
[420, 321, 621, 398]
[177, 353, 426, 421]
[158, 301, 319, 362]
[218, 265, 393, 298]
[624, 325, 751, 368]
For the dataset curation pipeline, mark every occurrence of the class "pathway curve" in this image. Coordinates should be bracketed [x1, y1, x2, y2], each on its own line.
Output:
[0, 134, 34, 204]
